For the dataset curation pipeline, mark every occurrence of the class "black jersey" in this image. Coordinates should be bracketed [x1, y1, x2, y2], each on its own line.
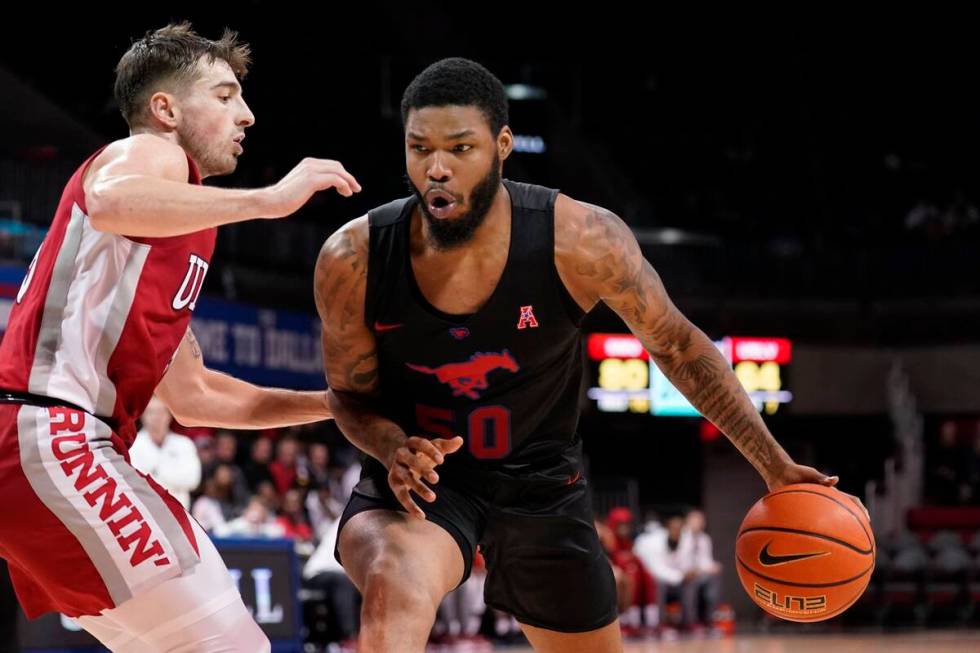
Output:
[364, 179, 586, 466]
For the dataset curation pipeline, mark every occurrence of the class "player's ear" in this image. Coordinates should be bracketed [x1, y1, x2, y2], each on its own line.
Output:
[497, 126, 513, 163]
[148, 91, 180, 130]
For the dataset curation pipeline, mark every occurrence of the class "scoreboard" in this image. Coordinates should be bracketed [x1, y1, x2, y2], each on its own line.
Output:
[586, 334, 793, 416]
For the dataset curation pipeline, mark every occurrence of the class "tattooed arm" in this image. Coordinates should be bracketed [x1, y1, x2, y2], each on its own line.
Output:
[555, 196, 837, 492]
[155, 328, 329, 429]
[315, 217, 461, 518]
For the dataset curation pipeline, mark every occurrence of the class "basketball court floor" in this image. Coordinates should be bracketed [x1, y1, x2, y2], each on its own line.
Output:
[497, 631, 980, 652]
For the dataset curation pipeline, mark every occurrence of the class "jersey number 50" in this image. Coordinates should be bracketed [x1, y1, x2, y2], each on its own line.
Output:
[415, 404, 511, 459]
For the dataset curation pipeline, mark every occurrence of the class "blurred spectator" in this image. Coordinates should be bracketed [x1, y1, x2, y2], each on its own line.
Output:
[276, 488, 313, 543]
[196, 435, 215, 471]
[303, 502, 359, 644]
[635, 514, 695, 629]
[191, 464, 242, 533]
[270, 435, 304, 495]
[307, 484, 344, 539]
[255, 480, 282, 514]
[437, 550, 489, 649]
[216, 497, 285, 539]
[339, 457, 362, 504]
[596, 518, 634, 617]
[606, 507, 658, 634]
[130, 396, 201, 508]
[490, 608, 521, 643]
[205, 430, 251, 503]
[904, 200, 946, 240]
[307, 442, 334, 490]
[928, 420, 970, 504]
[243, 436, 275, 492]
[640, 509, 666, 540]
[903, 193, 979, 241]
[680, 510, 722, 628]
[213, 430, 242, 467]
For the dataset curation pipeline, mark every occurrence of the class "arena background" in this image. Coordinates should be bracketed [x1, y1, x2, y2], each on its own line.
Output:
[1, 6, 979, 652]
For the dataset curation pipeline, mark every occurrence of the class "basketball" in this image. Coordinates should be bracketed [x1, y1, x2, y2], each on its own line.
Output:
[735, 483, 876, 622]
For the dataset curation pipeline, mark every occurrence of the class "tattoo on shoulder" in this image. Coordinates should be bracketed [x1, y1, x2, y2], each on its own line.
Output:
[315, 226, 366, 331]
[570, 205, 668, 348]
[316, 222, 378, 394]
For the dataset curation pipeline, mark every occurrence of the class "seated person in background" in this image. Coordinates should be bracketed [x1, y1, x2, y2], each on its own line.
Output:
[243, 435, 276, 492]
[303, 503, 360, 645]
[436, 550, 490, 648]
[307, 483, 344, 539]
[596, 517, 634, 617]
[215, 497, 285, 538]
[276, 488, 314, 543]
[635, 514, 695, 630]
[680, 509, 722, 628]
[928, 420, 970, 504]
[129, 396, 201, 508]
[192, 463, 247, 530]
[606, 507, 658, 634]
[205, 430, 251, 499]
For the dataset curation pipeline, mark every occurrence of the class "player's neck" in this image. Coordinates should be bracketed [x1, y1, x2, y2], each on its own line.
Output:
[130, 127, 179, 147]
[128, 128, 208, 179]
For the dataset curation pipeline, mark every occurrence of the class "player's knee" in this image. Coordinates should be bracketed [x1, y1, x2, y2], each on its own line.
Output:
[361, 552, 438, 620]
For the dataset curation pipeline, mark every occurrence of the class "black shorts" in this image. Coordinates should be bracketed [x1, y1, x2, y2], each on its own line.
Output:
[335, 439, 618, 633]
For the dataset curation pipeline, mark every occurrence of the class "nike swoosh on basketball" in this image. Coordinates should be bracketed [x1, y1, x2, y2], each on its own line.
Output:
[758, 541, 829, 566]
[374, 321, 405, 332]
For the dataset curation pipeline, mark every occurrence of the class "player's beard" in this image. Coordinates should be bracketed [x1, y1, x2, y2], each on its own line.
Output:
[176, 123, 237, 178]
[407, 153, 501, 251]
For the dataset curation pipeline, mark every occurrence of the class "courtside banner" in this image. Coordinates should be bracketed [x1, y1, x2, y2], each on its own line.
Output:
[190, 297, 324, 390]
[0, 265, 323, 390]
[18, 538, 303, 653]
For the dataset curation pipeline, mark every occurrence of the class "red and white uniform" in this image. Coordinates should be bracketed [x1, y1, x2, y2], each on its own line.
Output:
[0, 147, 216, 619]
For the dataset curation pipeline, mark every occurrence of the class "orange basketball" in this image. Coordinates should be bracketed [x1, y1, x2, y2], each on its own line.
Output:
[735, 483, 875, 622]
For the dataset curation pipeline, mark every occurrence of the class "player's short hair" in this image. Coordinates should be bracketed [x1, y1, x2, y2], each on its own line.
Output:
[114, 21, 251, 129]
[400, 57, 509, 135]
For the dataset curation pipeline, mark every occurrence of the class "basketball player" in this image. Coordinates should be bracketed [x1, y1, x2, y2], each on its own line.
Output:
[0, 23, 359, 652]
[315, 58, 865, 653]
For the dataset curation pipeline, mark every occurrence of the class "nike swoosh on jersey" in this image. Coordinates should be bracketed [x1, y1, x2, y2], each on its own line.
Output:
[374, 321, 405, 332]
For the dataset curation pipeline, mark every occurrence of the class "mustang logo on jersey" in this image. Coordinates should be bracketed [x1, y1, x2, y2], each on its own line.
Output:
[172, 253, 209, 311]
[406, 350, 520, 399]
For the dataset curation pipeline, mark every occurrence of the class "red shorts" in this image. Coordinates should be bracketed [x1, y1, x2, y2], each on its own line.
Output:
[0, 404, 199, 618]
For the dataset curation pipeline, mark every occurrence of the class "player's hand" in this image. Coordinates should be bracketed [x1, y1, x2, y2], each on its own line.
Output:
[768, 463, 870, 521]
[265, 158, 361, 218]
[384, 436, 464, 519]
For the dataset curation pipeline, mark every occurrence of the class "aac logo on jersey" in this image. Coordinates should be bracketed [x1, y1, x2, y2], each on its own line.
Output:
[172, 253, 209, 311]
[517, 305, 538, 329]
